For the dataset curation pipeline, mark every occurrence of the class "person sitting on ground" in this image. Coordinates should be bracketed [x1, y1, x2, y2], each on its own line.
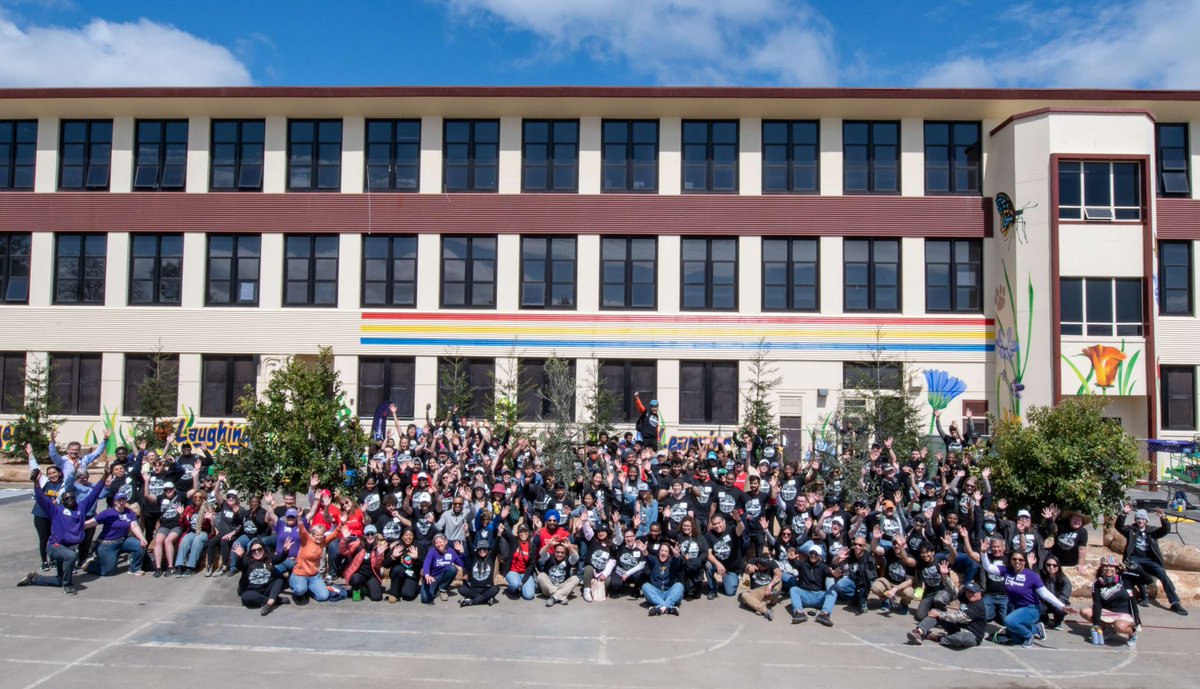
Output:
[343, 524, 387, 602]
[906, 581, 987, 648]
[232, 538, 289, 616]
[86, 490, 148, 576]
[1081, 555, 1142, 648]
[420, 533, 464, 604]
[458, 535, 501, 607]
[537, 539, 580, 607]
[383, 529, 421, 603]
[789, 545, 840, 627]
[643, 542, 684, 617]
[1039, 555, 1073, 630]
[739, 555, 783, 621]
[289, 498, 339, 604]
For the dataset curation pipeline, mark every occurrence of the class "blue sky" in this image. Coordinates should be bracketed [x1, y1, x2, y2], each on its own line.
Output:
[0, 0, 1197, 88]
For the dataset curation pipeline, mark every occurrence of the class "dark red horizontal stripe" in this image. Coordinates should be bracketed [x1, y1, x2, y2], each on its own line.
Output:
[0, 192, 992, 237]
[1157, 198, 1200, 240]
[360, 312, 995, 326]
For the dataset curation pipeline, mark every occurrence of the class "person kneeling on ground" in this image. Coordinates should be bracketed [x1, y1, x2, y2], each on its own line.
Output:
[289, 500, 339, 604]
[86, 491, 148, 576]
[1081, 555, 1142, 648]
[907, 582, 987, 648]
[343, 525, 387, 602]
[233, 539, 289, 616]
[421, 534, 464, 604]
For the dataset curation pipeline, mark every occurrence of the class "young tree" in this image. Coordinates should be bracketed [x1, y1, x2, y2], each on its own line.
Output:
[580, 359, 616, 444]
[437, 353, 474, 421]
[6, 357, 62, 457]
[128, 344, 178, 446]
[739, 339, 782, 439]
[983, 395, 1145, 519]
[538, 355, 583, 488]
[488, 354, 530, 440]
[220, 347, 367, 494]
[841, 336, 926, 459]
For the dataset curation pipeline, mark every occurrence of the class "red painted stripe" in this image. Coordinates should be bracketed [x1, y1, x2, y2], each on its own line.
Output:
[360, 312, 994, 326]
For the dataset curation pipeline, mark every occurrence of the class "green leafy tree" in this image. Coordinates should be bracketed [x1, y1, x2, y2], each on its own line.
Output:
[982, 395, 1145, 519]
[488, 355, 530, 440]
[6, 357, 62, 457]
[220, 347, 367, 495]
[580, 360, 616, 444]
[128, 344, 178, 445]
[437, 354, 474, 420]
[538, 355, 583, 487]
[739, 339, 781, 439]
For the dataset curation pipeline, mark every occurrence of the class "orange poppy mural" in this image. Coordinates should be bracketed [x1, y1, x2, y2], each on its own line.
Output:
[1081, 345, 1127, 388]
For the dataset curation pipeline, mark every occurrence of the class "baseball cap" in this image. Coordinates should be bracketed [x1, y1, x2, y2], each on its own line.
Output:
[417, 472, 429, 480]
[758, 458, 770, 467]
[476, 538, 492, 551]
[1134, 509, 1149, 520]
[363, 524, 378, 535]
[285, 508, 298, 518]
[492, 482, 506, 495]
[656, 449, 668, 458]
[881, 499, 895, 509]
[226, 489, 239, 498]
[637, 482, 650, 492]
[807, 545, 824, 558]
[162, 481, 176, 490]
[650, 399, 659, 407]
[962, 582, 982, 595]
[114, 493, 129, 501]
[1017, 509, 1031, 518]
[706, 451, 718, 461]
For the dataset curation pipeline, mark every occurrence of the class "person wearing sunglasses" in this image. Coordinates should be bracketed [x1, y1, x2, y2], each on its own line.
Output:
[1081, 555, 1142, 647]
[1039, 556, 1073, 630]
[231, 538, 288, 616]
[981, 549, 1076, 647]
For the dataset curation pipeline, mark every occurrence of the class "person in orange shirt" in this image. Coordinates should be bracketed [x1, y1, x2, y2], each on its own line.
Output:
[289, 497, 339, 603]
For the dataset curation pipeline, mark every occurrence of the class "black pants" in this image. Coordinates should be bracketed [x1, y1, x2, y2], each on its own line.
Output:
[349, 572, 384, 601]
[388, 567, 420, 601]
[33, 516, 51, 565]
[1132, 557, 1181, 605]
[205, 534, 235, 570]
[241, 579, 285, 608]
[79, 526, 96, 564]
[459, 581, 500, 605]
[142, 513, 160, 568]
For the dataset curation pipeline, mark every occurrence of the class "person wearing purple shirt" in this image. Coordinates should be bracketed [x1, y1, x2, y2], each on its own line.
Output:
[85, 493, 149, 576]
[273, 508, 302, 575]
[420, 533, 464, 604]
[17, 471, 109, 594]
[982, 550, 1076, 647]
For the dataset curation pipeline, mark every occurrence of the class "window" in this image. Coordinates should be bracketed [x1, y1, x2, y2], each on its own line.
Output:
[444, 119, 499, 192]
[210, 119, 265, 191]
[122, 354, 179, 414]
[437, 357, 494, 418]
[1059, 277, 1143, 336]
[358, 356, 415, 418]
[1157, 124, 1190, 197]
[133, 120, 187, 191]
[924, 121, 980, 195]
[58, 120, 112, 190]
[288, 119, 342, 191]
[602, 120, 658, 193]
[520, 236, 575, 309]
[679, 361, 737, 424]
[441, 236, 496, 308]
[362, 235, 417, 308]
[1159, 241, 1192, 316]
[129, 234, 183, 306]
[599, 359, 656, 423]
[201, 355, 256, 417]
[682, 120, 738, 193]
[843, 361, 902, 390]
[0, 352, 24, 413]
[0, 233, 30, 304]
[681, 237, 737, 310]
[762, 238, 818, 311]
[962, 399, 990, 437]
[53, 233, 106, 304]
[762, 120, 818, 193]
[843, 121, 899, 194]
[600, 237, 656, 309]
[365, 119, 420, 191]
[523, 120, 578, 192]
[1162, 366, 1196, 431]
[49, 353, 101, 415]
[284, 235, 339, 307]
[0, 120, 36, 190]
[519, 358, 576, 421]
[844, 238, 900, 312]
[206, 234, 260, 306]
[1058, 161, 1141, 220]
[925, 239, 982, 312]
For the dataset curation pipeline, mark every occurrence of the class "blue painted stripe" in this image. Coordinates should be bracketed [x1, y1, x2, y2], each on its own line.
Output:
[359, 337, 994, 353]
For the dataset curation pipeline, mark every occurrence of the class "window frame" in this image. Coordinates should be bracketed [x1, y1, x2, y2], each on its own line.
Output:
[761, 237, 819, 312]
[364, 119, 421, 192]
[205, 234, 261, 307]
[681, 119, 739, 194]
[122, 353, 179, 414]
[1156, 123, 1191, 198]
[521, 119, 579, 193]
[200, 355, 256, 418]
[679, 360, 738, 425]
[843, 120, 900, 195]
[1059, 277, 1144, 337]
[128, 233, 184, 306]
[0, 232, 31, 304]
[133, 119, 188, 192]
[923, 121, 981, 195]
[357, 356, 415, 418]
[519, 358, 577, 421]
[58, 119, 112, 191]
[362, 234, 418, 308]
[1158, 240, 1193, 316]
[437, 357, 495, 419]
[601, 119, 659, 193]
[520, 236, 577, 310]
[287, 119, 342, 192]
[843, 238, 902, 313]
[53, 233, 107, 305]
[209, 119, 265, 192]
[0, 119, 37, 190]
[1057, 160, 1142, 221]
[49, 352, 102, 415]
[440, 235, 497, 309]
[599, 359, 657, 423]
[443, 119, 499, 193]
[680, 237, 738, 311]
[924, 238, 983, 313]
[599, 236, 657, 310]
[843, 361, 903, 390]
[0, 352, 23, 413]
[283, 234, 339, 308]
[1162, 365, 1197, 431]
[761, 119, 819, 194]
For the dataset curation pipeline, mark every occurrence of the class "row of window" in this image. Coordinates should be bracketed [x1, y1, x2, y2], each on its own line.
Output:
[0, 232, 985, 313]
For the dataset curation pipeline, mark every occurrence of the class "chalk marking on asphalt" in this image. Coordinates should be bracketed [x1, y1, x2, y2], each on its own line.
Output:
[1000, 646, 1065, 689]
[627, 624, 743, 665]
[597, 620, 610, 665]
[19, 619, 157, 689]
[0, 658, 193, 671]
[0, 611, 126, 623]
[0, 632, 107, 643]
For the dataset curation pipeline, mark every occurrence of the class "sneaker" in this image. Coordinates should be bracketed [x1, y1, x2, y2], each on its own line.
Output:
[907, 629, 924, 645]
[182, 568, 195, 578]
[1022, 637, 1034, 649]
[438, 590, 448, 602]
[1138, 597, 1150, 608]
[1171, 603, 1190, 616]
[992, 630, 1008, 645]
[667, 607, 679, 616]
[762, 609, 773, 622]
[791, 611, 807, 624]
[174, 567, 184, 578]
[16, 572, 37, 587]
[260, 602, 276, 617]
[706, 590, 718, 601]
[558, 599, 568, 606]
[648, 607, 662, 616]
[583, 588, 593, 602]
[858, 600, 869, 615]
[204, 569, 215, 578]
[487, 598, 496, 606]
[131, 570, 145, 576]
[153, 569, 163, 578]
[896, 604, 909, 616]
[1034, 622, 1046, 641]
[386, 595, 397, 604]
[459, 599, 471, 608]
[546, 599, 556, 607]
[1126, 632, 1138, 648]
[880, 598, 892, 613]
[227, 569, 239, 577]
[40, 562, 51, 572]
[63, 585, 77, 595]
[816, 612, 834, 627]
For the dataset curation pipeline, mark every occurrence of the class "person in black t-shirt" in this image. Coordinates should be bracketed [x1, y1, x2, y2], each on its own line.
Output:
[738, 556, 783, 621]
[705, 514, 745, 599]
[907, 581, 987, 648]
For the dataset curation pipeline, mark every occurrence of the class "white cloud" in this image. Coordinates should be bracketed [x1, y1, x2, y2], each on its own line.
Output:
[442, 0, 838, 85]
[918, 0, 1200, 88]
[0, 13, 252, 87]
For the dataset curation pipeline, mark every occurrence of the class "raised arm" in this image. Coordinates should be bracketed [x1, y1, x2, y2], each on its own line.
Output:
[979, 550, 1001, 576]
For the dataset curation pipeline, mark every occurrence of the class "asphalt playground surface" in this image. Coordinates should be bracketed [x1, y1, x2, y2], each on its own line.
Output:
[1, 490, 1199, 689]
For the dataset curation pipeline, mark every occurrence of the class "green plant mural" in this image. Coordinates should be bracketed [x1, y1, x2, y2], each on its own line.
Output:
[1062, 340, 1140, 396]
[995, 259, 1032, 421]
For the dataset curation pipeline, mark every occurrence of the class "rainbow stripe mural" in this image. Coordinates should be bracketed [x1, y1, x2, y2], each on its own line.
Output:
[360, 313, 994, 355]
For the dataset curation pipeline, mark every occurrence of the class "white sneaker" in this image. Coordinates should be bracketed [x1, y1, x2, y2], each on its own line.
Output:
[583, 588, 593, 602]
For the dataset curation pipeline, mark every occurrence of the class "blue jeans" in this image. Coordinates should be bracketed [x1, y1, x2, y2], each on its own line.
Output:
[642, 582, 684, 609]
[32, 543, 78, 588]
[832, 576, 860, 602]
[1004, 604, 1041, 644]
[90, 538, 144, 576]
[505, 571, 537, 600]
[420, 567, 458, 604]
[790, 586, 836, 615]
[952, 553, 979, 586]
[289, 573, 331, 601]
[984, 592, 1009, 623]
[705, 564, 740, 596]
[230, 534, 252, 570]
[176, 532, 209, 568]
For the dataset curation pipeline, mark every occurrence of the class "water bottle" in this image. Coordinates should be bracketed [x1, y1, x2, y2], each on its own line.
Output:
[1090, 627, 1104, 646]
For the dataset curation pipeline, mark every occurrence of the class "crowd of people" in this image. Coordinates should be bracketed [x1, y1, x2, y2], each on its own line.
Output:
[16, 397, 1188, 653]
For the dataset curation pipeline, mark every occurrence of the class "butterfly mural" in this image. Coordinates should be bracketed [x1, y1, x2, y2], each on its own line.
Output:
[995, 192, 1035, 243]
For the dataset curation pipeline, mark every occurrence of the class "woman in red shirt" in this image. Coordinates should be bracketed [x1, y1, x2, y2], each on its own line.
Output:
[503, 523, 537, 600]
